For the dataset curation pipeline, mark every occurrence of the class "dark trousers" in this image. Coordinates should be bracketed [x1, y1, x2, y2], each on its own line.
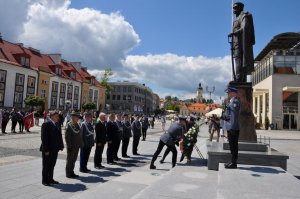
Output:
[66, 147, 79, 176]
[94, 144, 105, 166]
[2, 120, 8, 133]
[132, 136, 140, 154]
[151, 140, 177, 167]
[122, 137, 130, 156]
[11, 120, 17, 132]
[42, 151, 58, 183]
[107, 142, 115, 163]
[142, 128, 148, 140]
[114, 139, 121, 159]
[227, 130, 240, 164]
[18, 121, 24, 133]
[80, 147, 92, 170]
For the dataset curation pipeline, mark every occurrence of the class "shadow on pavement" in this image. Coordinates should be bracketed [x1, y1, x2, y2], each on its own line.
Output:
[238, 166, 286, 174]
[177, 158, 207, 167]
[90, 170, 121, 178]
[53, 183, 87, 192]
[78, 175, 107, 183]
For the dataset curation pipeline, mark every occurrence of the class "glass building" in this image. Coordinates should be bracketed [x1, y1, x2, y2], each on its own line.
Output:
[252, 32, 300, 130]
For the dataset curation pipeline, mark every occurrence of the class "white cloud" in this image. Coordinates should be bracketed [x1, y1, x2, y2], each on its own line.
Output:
[0, 0, 231, 100]
[0, 0, 140, 68]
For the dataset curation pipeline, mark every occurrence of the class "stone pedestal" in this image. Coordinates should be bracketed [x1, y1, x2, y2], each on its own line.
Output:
[228, 82, 257, 142]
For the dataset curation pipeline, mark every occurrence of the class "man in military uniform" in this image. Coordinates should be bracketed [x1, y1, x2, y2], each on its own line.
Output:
[65, 111, 83, 178]
[229, 2, 255, 82]
[106, 113, 119, 164]
[1, 109, 10, 134]
[79, 112, 94, 173]
[224, 87, 240, 169]
[150, 116, 186, 169]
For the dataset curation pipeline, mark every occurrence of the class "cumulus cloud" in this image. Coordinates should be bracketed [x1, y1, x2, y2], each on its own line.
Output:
[89, 54, 231, 99]
[0, 0, 140, 68]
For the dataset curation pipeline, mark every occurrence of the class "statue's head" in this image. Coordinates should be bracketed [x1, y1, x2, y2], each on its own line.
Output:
[233, 2, 244, 14]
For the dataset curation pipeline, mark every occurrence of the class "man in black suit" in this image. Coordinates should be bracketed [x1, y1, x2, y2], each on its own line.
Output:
[106, 113, 119, 165]
[40, 111, 64, 186]
[94, 112, 107, 169]
[131, 115, 142, 155]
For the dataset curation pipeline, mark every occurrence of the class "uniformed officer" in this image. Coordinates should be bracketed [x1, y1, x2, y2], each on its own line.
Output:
[121, 113, 132, 158]
[224, 87, 240, 169]
[131, 115, 142, 155]
[114, 113, 123, 161]
[106, 113, 119, 164]
[150, 115, 186, 169]
[65, 111, 83, 178]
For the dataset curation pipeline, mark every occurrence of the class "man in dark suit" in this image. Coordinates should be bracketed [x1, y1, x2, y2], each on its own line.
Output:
[40, 111, 64, 186]
[94, 112, 107, 169]
[122, 113, 132, 158]
[114, 113, 123, 161]
[131, 115, 142, 155]
[106, 113, 119, 165]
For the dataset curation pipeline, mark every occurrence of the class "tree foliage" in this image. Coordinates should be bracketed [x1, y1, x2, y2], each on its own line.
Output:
[24, 96, 45, 107]
[165, 96, 172, 101]
[99, 68, 113, 93]
[165, 104, 179, 112]
[82, 102, 97, 110]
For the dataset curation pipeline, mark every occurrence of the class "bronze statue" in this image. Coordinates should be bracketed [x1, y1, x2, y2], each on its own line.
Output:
[228, 2, 255, 83]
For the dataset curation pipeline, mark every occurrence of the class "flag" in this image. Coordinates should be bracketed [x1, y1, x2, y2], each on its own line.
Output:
[24, 113, 34, 129]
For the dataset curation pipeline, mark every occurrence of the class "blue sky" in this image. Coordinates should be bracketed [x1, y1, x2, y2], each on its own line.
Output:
[70, 0, 300, 57]
[0, 0, 300, 101]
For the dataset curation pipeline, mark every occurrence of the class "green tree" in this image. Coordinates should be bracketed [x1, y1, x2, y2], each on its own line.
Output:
[165, 96, 172, 101]
[172, 96, 179, 101]
[99, 68, 113, 93]
[82, 102, 97, 111]
[24, 96, 45, 111]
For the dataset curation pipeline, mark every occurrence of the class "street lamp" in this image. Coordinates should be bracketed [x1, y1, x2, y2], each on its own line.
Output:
[143, 83, 147, 114]
[206, 86, 215, 103]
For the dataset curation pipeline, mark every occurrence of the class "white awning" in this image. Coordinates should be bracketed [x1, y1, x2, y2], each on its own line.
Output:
[282, 86, 300, 92]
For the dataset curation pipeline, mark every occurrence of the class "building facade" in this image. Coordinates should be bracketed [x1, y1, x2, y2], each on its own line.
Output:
[106, 81, 156, 114]
[252, 32, 300, 130]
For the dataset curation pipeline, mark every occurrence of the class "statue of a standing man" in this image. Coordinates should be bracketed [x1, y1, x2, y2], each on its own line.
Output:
[229, 2, 255, 83]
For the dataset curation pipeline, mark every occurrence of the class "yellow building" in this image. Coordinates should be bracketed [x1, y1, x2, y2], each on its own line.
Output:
[37, 69, 51, 111]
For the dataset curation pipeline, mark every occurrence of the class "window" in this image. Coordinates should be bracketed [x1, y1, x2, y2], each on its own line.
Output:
[123, 86, 127, 92]
[41, 89, 46, 98]
[42, 80, 47, 84]
[0, 70, 6, 82]
[128, 87, 132, 92]
[52, 82, 58, 92]
[55, 67, 62, 75]
[94, 90, 98, 103]
[89, 89, 93, 101]
[112, 95, 116, 100]
[70, 72, 76, 79]
[127, 95, 132, 101]
[59, 98, 65, 106]
[123, 95, 127, 100]
[0, 91, 4, 101]
[16, 74, 25, 85]
[107, 94, 110, 100]
[74, 86, 79, 95]
[73, 99, 78, 108]
[51, 96, 57, 106]
[20, 57, 25, 66]
[27, 76, 35, 88]
[25, 58, 30, 67]
[14, 92, 23, 103]
[117, 95, 120, 100]
[67, 84, 73, 99]
[117, 86, 121, 92]
[60, 83, 66, 93]
[91, 78, 95, 85]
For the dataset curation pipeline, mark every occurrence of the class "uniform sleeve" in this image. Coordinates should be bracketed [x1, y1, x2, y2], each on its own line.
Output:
[65, 124, 72, 149]
[94, 122, 100, 143]
[80, 123, 87, 146]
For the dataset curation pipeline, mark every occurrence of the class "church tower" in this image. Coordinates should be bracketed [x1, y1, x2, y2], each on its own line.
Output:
[196, 82, 203, 103]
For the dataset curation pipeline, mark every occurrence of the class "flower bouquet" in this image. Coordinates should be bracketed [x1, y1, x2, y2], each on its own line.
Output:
[180, 124, 200, 161]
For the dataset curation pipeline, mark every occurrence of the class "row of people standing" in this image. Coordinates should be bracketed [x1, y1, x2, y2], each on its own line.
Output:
[40, 110, 152, 186]
[0, 108, 29, 134]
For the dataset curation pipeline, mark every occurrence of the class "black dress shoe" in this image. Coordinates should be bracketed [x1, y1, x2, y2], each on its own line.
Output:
[107, 161, 117, 165]
[67, 174, 79, 178]
[159, 160, 164, 164]
[133, 153, 140, 155]
[122, 155, 130, 158]
[80, 169, 89, 173]
[50, 180, 59, 184]
[225, 163, 237, 169]
[114, 157, 121, 161]
[42, 182, 51, 186]
[150, 165, 156, 169]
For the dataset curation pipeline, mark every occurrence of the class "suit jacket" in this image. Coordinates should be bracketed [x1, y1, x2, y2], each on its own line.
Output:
[224, 96, 240, 131]
[131, 120, 141, 137]
[40, 120, 64, 152]
[122, 120, 132, 139]
[106, 120, 119, 142]
[95, 120, 107, 144]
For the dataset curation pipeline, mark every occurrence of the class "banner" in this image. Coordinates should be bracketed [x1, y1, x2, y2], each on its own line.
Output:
[24, 113, 34, 129]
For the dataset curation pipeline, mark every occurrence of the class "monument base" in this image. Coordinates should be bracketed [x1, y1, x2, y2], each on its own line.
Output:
[207, 141, 289, 171]
[228, 82, 257, 142]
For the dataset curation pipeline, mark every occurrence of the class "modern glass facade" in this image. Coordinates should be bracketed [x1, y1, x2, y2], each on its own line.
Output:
[252, 49, 300, 85]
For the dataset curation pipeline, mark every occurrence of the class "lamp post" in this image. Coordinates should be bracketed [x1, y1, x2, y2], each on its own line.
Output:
[143, 84, 147, 114]
[206, 86, 215, 104]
